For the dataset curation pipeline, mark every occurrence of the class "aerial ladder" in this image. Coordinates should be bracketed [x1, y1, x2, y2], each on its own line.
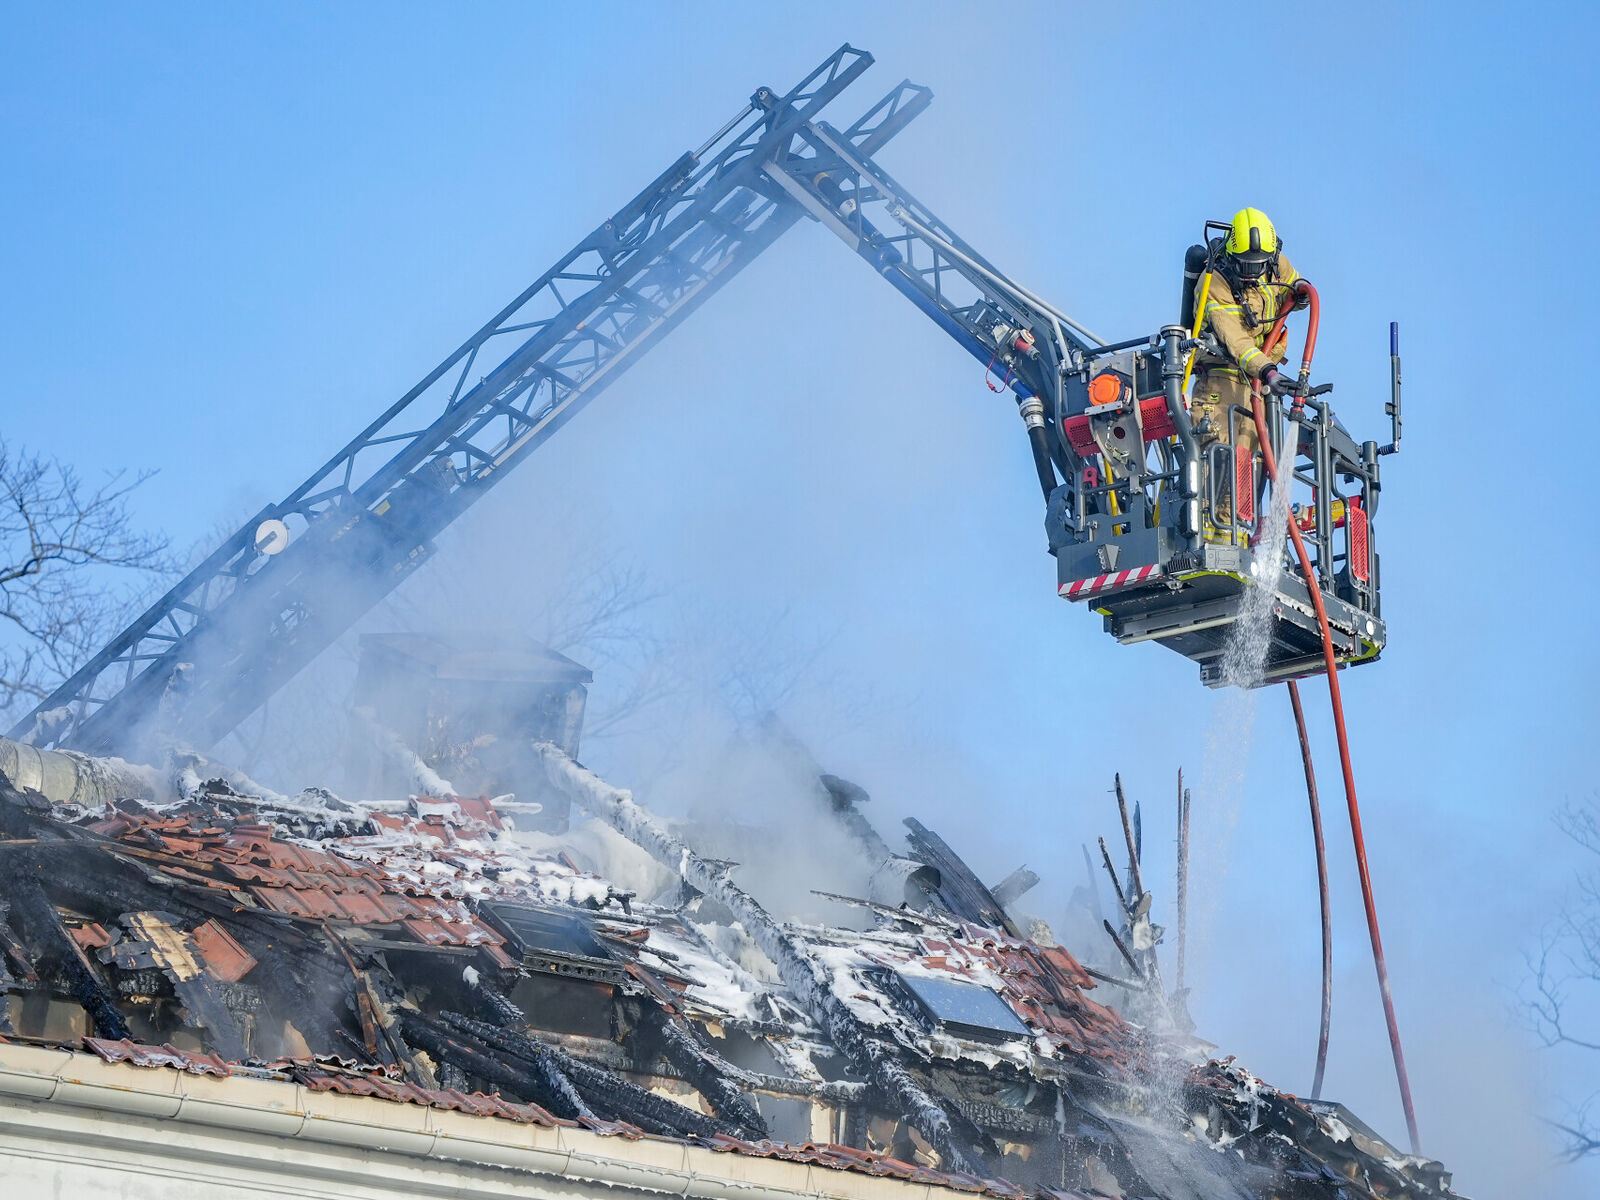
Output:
[12, 44, 1399, 760]
[12, 41, 1418, 1153]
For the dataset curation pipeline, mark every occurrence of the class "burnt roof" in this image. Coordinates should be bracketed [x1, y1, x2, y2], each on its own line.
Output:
[0, 773, 1460, 1199]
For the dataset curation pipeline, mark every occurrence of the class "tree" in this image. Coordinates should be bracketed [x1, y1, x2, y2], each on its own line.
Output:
[1524, 795, 1600, 1160]
[0, 440, 172, 730]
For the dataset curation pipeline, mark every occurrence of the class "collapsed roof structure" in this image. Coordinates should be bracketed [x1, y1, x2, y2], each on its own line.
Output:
[0, 708, 1460, 1200]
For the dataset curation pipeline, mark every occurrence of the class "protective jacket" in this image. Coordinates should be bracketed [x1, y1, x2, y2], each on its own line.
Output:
[1195, 253, 1300, 379]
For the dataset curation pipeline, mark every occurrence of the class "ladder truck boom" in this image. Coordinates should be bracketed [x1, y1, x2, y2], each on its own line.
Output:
[16, 44, 1397, 759]
[15, 46, 924, 756]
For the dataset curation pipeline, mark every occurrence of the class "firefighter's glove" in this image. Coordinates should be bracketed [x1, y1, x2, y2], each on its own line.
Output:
[1291, 281, 1312, 311]
[1263, 368, 1301, 397]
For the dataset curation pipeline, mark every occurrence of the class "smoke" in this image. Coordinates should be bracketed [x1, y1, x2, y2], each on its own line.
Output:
[199, 484, 894, 927]
[349, 704, 456, 796]
[637, 717, 884, 925]
[46, 28, 1577, 1195]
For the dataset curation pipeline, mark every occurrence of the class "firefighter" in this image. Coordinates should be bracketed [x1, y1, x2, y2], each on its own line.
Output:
[1191, 207, 1308, 535]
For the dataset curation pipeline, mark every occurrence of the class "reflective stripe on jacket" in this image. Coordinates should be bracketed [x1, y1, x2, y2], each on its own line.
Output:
[1196, 253, 1300, 379]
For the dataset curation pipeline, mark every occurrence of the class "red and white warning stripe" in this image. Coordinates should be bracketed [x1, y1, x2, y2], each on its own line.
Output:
[1059, 563, 1163, 600]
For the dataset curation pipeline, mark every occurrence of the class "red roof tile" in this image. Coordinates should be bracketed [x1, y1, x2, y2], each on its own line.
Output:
[69, 923, 113, 950]
[86, 1038, 237, 1077]
[191, 918, 258, 982]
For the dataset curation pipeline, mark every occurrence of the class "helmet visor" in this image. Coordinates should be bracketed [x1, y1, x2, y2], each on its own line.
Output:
[1233, 251, 1270, 280]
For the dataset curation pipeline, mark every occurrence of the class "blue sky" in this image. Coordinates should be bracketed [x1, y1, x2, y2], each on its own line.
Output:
[4, 4, 1597, 1195]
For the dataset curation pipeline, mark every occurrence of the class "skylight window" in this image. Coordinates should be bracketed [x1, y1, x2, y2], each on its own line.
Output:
[896, 973, 1031, 1042]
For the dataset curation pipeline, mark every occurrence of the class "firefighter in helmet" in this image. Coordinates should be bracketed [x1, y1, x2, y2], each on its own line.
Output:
[1191, 207, 1308, 535]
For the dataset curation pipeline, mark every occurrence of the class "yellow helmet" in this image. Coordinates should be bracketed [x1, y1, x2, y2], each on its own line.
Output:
[1225, 207, 1278, 280]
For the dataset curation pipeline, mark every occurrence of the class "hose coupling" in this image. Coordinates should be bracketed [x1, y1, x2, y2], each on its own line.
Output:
[1017, 396, 1047, 431]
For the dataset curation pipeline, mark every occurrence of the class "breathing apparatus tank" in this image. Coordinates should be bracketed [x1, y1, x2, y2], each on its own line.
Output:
[1180, 243, 1210, 329]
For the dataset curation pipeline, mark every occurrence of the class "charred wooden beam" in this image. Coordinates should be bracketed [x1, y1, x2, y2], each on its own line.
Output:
[818, 772, 896, 861]
[461, 973, 593, 1120]
[990, 866, 1039, 909]
[740, 1068, 869, 1106]
[644, 1006, 768, 1137]
[648, 1014, 870, 1106]
[0, 890, 17, 1032]
[810, 889, 958, 932]
[1097, 837, 1128, 912]
[1102, 920, 1143, 982]
[0, 786, 48, 840]
[462, 966, 527, 1026]
[11, 877, 130, 1039]
[328, 932, 433, 1084]
[441, 1010, 747, 1139]
[1107, 777, 1167, 1011]
[1114, 774, 1144, 901]
[0, 893, 38, 984]
[903, 817, 1018, 937]
[398, 1011, 586, 1120]
[536, 743, 988, 1175]
[0, 819, 235, 932]
[1082, 964, 1145, 992]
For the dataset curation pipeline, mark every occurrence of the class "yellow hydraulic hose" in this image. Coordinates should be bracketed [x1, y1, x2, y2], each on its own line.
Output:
[1105, 457, 1120, 516]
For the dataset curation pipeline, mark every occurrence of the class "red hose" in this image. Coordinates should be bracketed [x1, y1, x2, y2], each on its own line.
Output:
[1265, 280, 1320, 395]
[1288, 678, 1332, 1100]
[1249, 285, 1421, 1151]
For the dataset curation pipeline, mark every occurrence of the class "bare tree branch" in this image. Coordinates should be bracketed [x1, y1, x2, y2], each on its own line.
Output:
[0, 440, 173, 725]
[1547, 1098, 1600, 1163]
[1524, 794, 1600, 1159]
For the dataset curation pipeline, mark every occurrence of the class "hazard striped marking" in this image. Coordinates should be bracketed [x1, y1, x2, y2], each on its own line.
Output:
[1059, 563, 1164, 599]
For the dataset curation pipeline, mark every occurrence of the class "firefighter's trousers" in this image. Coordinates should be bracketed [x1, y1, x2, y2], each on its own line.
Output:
[1192, 370, 1260, 533]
